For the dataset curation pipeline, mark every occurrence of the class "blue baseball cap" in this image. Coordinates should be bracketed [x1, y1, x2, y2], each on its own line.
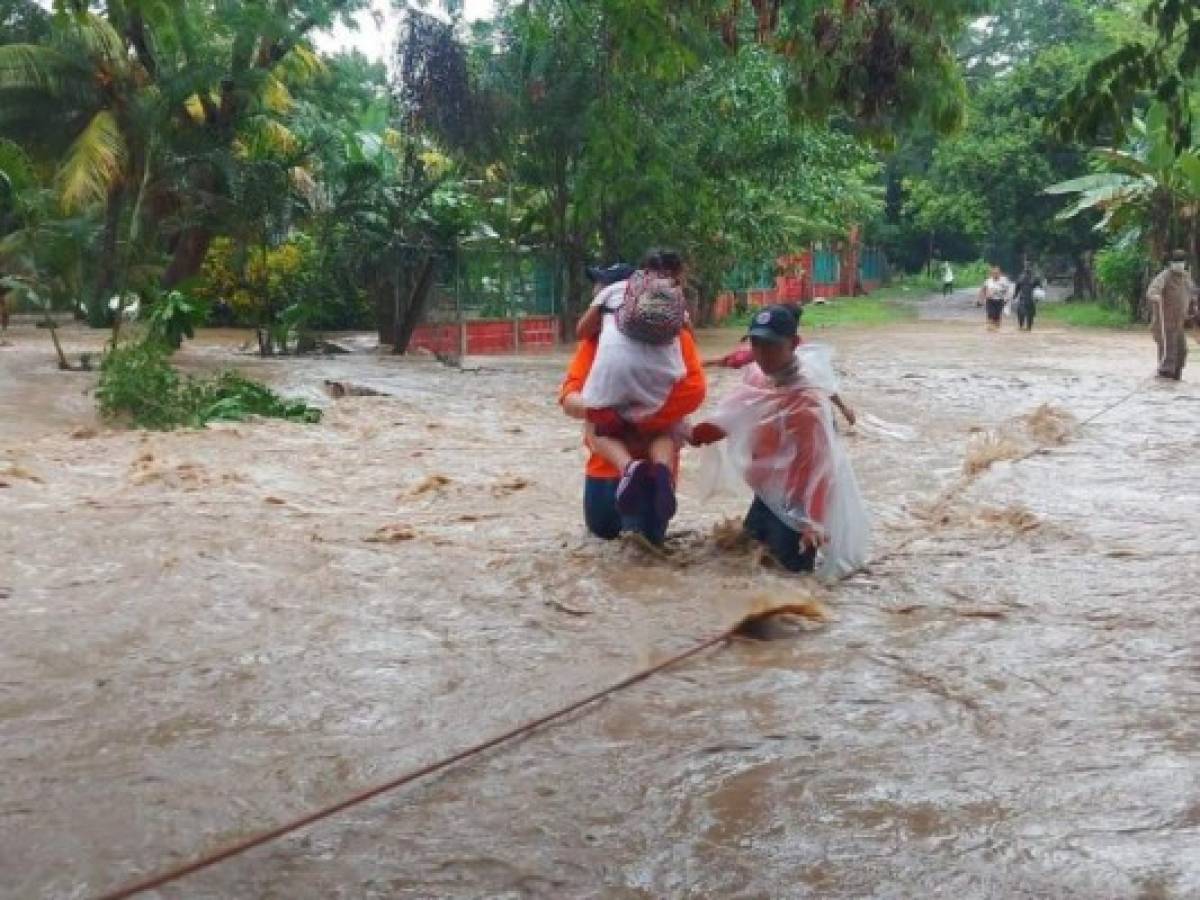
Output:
[586, 263, 635, 285]
[746, 304, 799, 343]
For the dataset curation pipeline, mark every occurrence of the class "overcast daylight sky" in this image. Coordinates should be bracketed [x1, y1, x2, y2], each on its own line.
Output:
[29, 1, 495, 64]
[315, 1, 496, 63]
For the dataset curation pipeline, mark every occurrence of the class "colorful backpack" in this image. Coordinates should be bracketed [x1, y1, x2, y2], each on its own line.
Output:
[616, 271, 687, 345]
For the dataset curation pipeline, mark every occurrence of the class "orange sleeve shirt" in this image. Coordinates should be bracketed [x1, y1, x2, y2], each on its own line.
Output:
[559, 330, 707, 479]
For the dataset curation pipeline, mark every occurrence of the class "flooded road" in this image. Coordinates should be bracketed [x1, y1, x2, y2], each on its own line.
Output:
[2, 309, 1198, 898]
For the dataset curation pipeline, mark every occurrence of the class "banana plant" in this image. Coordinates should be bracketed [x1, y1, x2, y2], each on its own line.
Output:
[1045, 101, 1200, 263]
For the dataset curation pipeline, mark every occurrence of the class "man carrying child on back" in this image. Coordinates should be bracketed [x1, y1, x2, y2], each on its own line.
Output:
[559, 251, 706, 545]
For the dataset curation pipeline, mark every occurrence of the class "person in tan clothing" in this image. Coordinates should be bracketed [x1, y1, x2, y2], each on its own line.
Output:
[1146, 250, 1197, 380]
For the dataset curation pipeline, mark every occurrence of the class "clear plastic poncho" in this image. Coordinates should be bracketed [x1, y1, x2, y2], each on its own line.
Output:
[698, 344, 870, 579]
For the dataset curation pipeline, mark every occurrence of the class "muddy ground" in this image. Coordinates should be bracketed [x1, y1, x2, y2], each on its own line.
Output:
[1, 297, 1198, 898]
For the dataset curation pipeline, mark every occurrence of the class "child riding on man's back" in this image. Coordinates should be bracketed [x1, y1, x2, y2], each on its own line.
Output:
[576, 250, 691, 520]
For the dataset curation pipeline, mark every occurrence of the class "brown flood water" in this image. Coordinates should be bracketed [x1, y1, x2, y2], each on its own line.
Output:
[1, 304, 1199, 898]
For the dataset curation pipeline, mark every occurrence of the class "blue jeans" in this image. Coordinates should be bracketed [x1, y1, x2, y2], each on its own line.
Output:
[744, 497, 816, 573]
[584, 476, 668, 546]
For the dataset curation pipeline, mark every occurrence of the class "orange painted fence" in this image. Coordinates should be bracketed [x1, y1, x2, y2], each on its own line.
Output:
[407, 315, 560, 356]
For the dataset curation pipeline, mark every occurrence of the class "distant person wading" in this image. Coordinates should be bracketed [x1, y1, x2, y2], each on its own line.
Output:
[1011, 265, 1044, 332]
[1146, 249, 1198, 381]
[979, 266, 1012, 329]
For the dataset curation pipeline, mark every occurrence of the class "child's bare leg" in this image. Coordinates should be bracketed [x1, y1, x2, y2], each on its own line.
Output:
[647, 432, 677, 468]
[585, 423, 634, 471]
[645, 432, 678, 521]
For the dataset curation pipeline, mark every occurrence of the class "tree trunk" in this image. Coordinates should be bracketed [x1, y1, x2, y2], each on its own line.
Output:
[1132, 263, 1150, 324]
[1072, 251, 1096, 302]
[599, 195, 621, 263]
[373, 275, 397, 345]
[394, 255, 437, 354]
[164, 228, 214, 288]
[47, 320, 72, 371]
[559, 237, 586, 342]
[90, 188, 126, 328]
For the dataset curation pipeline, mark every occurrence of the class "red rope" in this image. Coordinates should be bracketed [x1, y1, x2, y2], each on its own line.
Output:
[96, 627, 737, 900]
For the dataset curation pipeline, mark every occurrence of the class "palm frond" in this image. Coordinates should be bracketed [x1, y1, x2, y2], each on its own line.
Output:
[261, 76, 294, 115]
[56, 110, 129, 213]
[1054, 182, 1146, 222]
[250, 118, 300, 155]
[1044, 173, 1139, 196]
[277, 44, 327, 83]
[0, 138, 36, 193]
[1091, 148, 1154, 177]
[60, 13, 129, 68]
[0, 44, 90, 99]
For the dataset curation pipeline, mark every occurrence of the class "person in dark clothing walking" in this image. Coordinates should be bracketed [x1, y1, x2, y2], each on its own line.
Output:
[1012, 265, 1044, 332]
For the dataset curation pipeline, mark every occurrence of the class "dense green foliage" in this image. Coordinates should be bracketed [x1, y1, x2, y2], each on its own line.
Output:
[97, 341, 321, 429]
[1, 0, 1194, 347]
[1, 0, 992, 344]
[879, 1, 1116, 276]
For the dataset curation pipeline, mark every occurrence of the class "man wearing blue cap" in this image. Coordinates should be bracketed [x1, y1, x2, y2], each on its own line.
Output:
[691, 304, 870, 575]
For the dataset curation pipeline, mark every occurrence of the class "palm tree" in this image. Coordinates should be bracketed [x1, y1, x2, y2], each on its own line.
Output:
[0, 11, 150, 323]
[1, 139, 97, 368]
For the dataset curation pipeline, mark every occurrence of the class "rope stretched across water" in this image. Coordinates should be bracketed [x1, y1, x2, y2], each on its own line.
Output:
[97, 383, 1149, 898]
[850, 381, 1147, 579]
[95, 621, 755, 899]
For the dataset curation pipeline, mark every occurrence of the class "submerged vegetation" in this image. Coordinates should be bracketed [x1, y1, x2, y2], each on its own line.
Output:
[97, 342, 320, 430]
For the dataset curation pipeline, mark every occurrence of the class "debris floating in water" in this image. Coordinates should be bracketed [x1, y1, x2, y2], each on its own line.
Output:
[409, 474, 452, 496]
[732, 597, 831, 640]
[1023, 404, 1077, 446]
[712, 517, 751, 551]
[962, 403, 1080, 476]
[963, 430, 1024, 475]
[977, 504, 1040, 533]
[365, 524, 418, 543]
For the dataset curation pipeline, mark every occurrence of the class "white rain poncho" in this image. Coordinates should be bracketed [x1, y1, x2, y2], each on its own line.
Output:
[579, 281, 685, 421]
[699, 344, 870, 579]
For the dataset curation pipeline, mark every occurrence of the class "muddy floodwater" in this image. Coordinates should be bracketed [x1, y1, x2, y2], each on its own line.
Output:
[2, 300, 1199, 898]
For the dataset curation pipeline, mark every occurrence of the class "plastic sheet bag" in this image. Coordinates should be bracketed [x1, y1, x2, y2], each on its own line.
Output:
[696, 354, 870, 579]
[793, 342, 840, 395]
[580, 313, 686, 422]
[856, 412, 917, 442]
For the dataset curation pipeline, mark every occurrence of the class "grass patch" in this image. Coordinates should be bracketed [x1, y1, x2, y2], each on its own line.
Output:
[720, 294, 916, 328]
[802, 296, 917, 328]
[722, 295, 915, 329]
[1039, 301, 1135, 329]
[97, 341, 322, 430]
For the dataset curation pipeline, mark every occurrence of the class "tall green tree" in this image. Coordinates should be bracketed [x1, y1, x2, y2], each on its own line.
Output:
[1056, 0, 1200, 149]
[904, 46, 1103, 275]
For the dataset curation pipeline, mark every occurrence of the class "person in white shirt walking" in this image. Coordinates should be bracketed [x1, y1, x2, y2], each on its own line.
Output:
[978, 266, 1012, 330]
[941, 262, 954, 297]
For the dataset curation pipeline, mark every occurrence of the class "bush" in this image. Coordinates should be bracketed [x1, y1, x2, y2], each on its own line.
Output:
[97, 342, 321, 430]
[956, 260, 991, 285]
[194, 234, 372, 333]
[145, 290, 208, 349]
[1095, 244, 1149, 313]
